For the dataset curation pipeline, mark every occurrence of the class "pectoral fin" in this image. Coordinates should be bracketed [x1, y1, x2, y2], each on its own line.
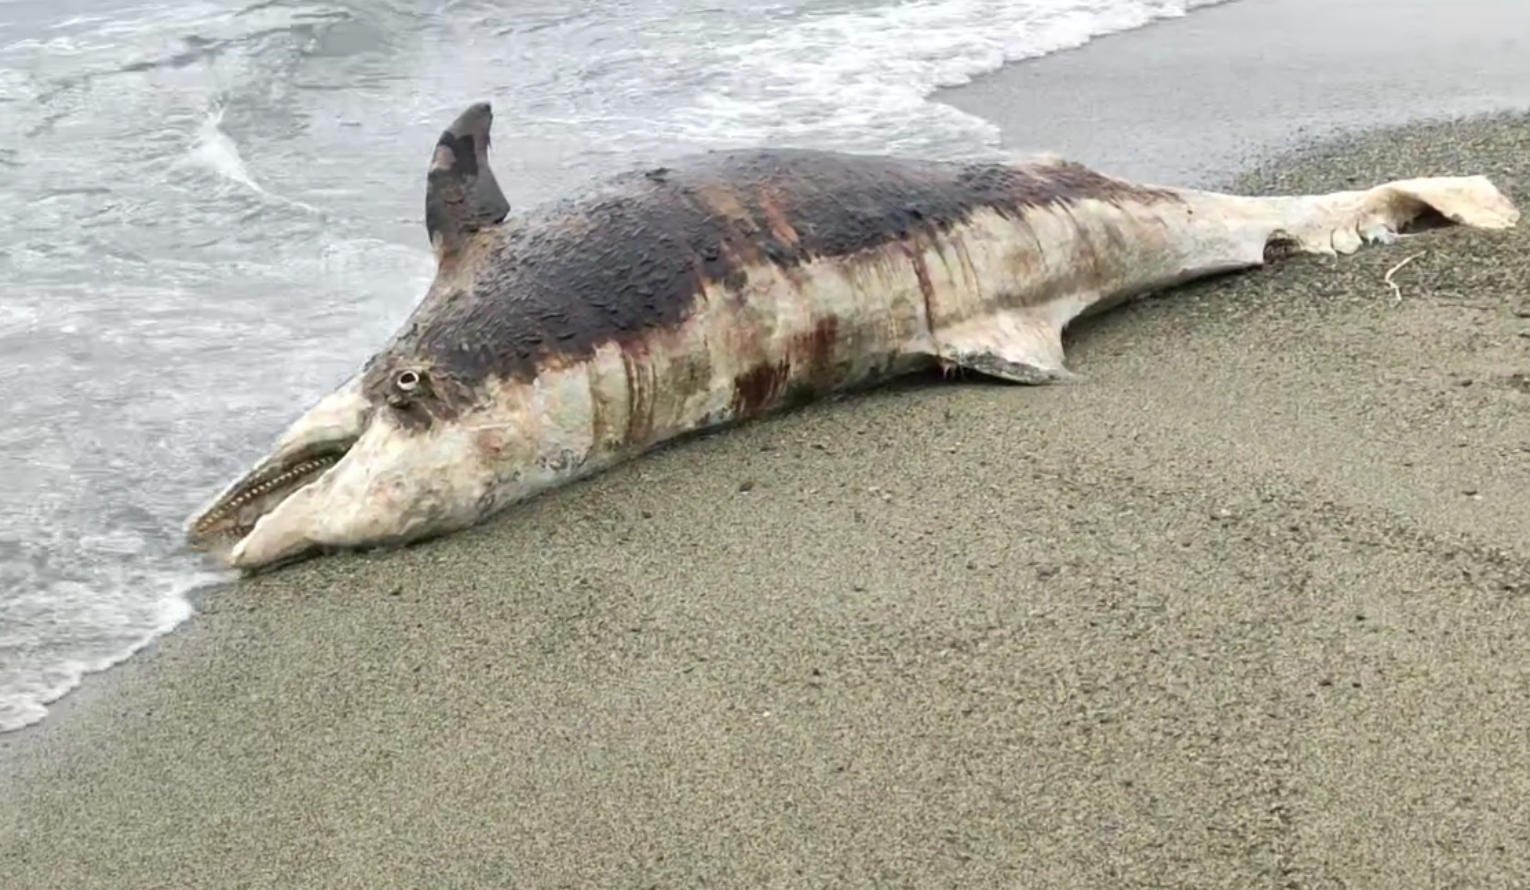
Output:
[930, 311, 1075, 385]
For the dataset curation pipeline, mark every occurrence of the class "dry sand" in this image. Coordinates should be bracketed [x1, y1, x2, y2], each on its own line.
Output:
[5, 3, 1530, 888]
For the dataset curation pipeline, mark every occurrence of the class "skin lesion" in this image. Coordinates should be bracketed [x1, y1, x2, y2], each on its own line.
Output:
[729, 360, 791, 419]
[472, 426, 510, 461]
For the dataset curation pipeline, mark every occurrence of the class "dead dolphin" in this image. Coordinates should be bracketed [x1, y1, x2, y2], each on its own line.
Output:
[185, 101, 1520, 571]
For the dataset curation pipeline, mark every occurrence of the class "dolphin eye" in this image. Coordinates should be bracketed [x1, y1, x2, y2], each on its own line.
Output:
[395, 370, 422, 393]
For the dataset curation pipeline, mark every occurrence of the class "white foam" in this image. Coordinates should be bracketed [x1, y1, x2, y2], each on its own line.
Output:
[666, 0, 1230, 157]
[0, 570, 205, 734]
[180, 105, 324, 214]
[185, 106, 264, 192]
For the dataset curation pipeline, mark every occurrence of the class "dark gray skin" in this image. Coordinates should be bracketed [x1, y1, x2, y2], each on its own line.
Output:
[357, 102, 1182, 429]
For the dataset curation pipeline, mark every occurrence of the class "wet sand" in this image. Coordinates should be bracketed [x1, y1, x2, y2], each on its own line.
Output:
[942, 0, 1530, 186]
[5, 2, 1530, 888]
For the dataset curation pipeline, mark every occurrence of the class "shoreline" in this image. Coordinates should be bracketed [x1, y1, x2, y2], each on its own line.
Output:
[6, 0, 1530, 886]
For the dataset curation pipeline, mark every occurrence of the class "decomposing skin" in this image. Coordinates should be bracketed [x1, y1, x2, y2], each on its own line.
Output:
[184, 100, 1521, 572]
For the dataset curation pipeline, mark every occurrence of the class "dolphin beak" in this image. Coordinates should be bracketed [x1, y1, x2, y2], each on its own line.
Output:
[184, 375, 370, 566]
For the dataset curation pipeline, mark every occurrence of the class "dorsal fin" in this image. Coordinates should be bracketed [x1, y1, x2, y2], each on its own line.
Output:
[425, 101, 511, 259]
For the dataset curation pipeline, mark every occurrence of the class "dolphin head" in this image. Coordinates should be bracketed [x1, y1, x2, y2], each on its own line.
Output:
[184, 101, 527, 572]
[183, 357, 534, 571]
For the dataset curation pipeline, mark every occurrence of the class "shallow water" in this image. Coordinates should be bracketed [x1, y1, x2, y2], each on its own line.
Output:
[0, 0, 1228, 731]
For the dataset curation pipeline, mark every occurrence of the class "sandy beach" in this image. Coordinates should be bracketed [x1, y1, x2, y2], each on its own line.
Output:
[5, 1, 1530, 887]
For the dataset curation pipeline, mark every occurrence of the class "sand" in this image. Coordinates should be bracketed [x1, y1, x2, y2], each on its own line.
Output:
[5, 2, 1530, 888]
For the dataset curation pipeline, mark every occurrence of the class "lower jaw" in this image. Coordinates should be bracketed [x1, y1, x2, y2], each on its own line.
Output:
[229, 543, 322, 575]
[223, 524, 327, 574]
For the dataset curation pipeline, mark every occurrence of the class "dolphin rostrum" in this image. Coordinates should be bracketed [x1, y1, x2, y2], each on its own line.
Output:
[185, 101, 1520, 571]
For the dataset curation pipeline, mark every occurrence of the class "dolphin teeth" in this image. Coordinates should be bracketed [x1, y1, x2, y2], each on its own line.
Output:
[191, 453, 342, 535]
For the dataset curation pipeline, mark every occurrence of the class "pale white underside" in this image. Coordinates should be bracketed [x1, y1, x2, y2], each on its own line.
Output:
[214, 170, 1519, 568]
